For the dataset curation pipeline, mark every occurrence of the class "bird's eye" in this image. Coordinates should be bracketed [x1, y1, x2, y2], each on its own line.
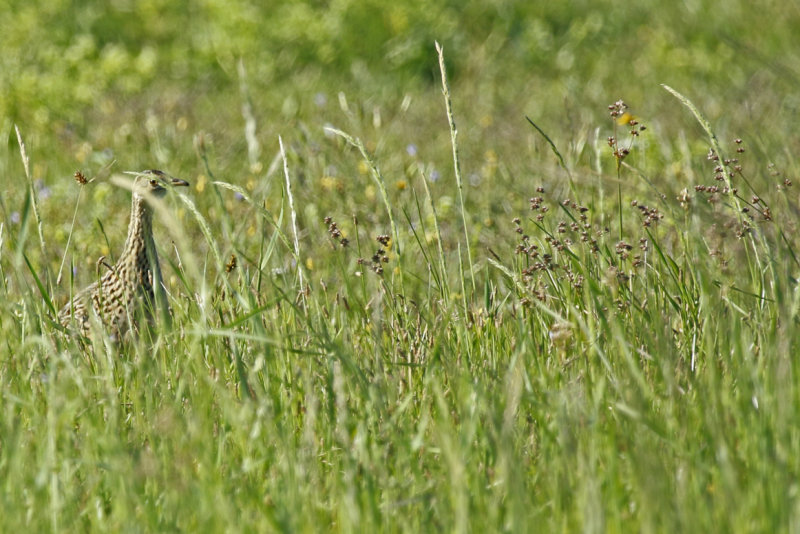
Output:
[149, 179, 159, 187]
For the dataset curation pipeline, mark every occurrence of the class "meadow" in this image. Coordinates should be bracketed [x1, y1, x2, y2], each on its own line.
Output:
[2, 0, 800, 531]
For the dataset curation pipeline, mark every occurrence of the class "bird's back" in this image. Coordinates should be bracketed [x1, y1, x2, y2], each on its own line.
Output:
[59, 252, 158, 338]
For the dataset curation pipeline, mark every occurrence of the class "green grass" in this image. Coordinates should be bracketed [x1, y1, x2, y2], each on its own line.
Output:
[2, 0, 800, 531]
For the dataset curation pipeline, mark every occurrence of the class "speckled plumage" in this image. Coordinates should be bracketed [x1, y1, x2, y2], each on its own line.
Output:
[59, 170, 189, 338]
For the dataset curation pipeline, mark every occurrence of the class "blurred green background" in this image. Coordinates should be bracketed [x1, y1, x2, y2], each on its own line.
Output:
[4, 0, 799, 150]
[4, 0, 800, 277]
[3, 2, 800, 530]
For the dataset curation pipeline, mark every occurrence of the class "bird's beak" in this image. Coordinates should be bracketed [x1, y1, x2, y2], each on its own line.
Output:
[170, 177, 190, 187]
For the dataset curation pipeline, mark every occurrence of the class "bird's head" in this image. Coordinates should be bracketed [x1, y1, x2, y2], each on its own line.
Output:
[125, 169, 190, 199]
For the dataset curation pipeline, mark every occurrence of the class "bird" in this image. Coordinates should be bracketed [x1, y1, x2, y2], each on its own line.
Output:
[59, 169, 189, 338]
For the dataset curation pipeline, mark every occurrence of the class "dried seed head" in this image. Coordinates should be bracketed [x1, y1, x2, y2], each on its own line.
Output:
[677, 188, 690, 208]
[225, 254, 237, 273]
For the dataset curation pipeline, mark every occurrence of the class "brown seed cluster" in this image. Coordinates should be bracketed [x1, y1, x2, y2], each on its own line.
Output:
[74, 170, 88, 185]
[695, 139, 779, 223]
[324, 216, 349, 247]
[694, 146, 737, 204]
[630, 201, 663, 227]
[768, 162, 794, 191]
[707, 148, 740, 183]
[607, 99, 646, 164]
[529, 194, 548, 221]
[325, 217, 392, 277]
[632, 238, 648, 268]
[367, 235, 391, 275]
[511, 193, 606, 309]
[735, 220, 753, 239]
[608, 99, 628, 120]
[508, 104, 800, 320]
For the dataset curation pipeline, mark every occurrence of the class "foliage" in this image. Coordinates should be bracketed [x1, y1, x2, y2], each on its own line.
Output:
[2, 0, 800, 531]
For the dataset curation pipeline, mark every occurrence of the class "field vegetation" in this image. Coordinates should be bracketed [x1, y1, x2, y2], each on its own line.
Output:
[2, 0, 800, 531]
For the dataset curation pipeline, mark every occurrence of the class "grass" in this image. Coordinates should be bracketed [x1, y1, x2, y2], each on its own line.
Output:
[2, 1, 800, 532]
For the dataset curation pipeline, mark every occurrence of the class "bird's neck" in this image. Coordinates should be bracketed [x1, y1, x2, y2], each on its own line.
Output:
[120, 193, 156, 267]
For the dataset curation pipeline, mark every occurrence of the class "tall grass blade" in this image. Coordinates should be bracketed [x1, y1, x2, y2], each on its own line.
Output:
[436, 42, 476, 297]
[279, 135, 305, 293]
